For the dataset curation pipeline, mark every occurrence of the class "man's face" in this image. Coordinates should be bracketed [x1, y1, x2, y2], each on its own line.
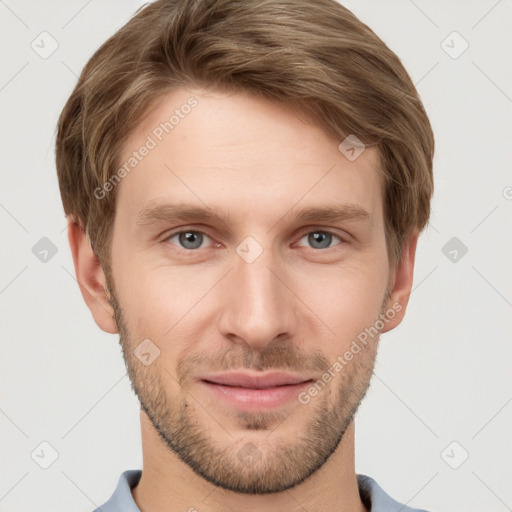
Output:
[106, 86, 392, 494]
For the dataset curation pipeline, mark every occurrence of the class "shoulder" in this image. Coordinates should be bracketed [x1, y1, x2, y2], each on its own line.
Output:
[357, 474, 432, 512]
[91, 469, 142, 512]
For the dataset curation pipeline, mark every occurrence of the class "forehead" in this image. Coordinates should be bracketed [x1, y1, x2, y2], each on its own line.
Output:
[115, 86, 384, 226]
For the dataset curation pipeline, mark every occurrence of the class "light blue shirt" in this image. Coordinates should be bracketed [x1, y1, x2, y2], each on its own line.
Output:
[92, 469, 431, 511]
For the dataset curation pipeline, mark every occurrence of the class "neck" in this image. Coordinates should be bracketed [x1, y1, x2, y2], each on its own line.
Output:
[132, 410, 367, 512]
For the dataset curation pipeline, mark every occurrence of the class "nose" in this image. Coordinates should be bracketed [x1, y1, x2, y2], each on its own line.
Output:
[218, 242, 298, 350]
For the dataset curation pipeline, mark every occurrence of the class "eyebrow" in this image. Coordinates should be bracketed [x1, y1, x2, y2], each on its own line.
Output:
[136, 202, 370, 227]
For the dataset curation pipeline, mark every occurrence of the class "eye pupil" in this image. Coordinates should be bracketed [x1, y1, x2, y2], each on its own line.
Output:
[309, 232, 331, 249]
[179, 231, 203, 249]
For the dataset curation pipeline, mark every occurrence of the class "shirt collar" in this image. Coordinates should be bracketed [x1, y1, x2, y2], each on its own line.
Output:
[94, 469, 429, 512]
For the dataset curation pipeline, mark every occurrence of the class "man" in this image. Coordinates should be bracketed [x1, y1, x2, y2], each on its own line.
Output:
[55, 0, 434, 510]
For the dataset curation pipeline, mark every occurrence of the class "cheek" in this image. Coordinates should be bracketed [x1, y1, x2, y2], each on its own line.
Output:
[112, 254, 213, 351]
[296, 261, 388, 353]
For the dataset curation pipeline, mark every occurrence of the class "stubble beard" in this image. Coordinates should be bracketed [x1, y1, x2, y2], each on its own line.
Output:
[106, 272, 381, 494]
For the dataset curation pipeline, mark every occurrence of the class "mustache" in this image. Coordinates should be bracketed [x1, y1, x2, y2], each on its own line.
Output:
[176, 344, 330, 387]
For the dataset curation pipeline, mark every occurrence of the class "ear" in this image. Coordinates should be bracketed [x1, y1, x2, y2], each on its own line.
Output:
[381, 230, 419, 333]
[67, 218, 118, 334]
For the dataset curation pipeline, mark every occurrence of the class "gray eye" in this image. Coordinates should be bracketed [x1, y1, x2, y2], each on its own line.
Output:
[308, 232, 332, 249]
[176, 231, 205, 250]
[298, 231, 342, 250]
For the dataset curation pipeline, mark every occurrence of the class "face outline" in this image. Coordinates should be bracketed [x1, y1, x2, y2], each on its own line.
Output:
[69, 85, 418, 495]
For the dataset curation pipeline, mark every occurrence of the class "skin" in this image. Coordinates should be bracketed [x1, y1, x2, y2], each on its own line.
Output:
[68, 86, 418, 512]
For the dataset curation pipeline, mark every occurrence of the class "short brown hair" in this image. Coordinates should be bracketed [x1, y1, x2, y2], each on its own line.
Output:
[55, 0, 434, 269]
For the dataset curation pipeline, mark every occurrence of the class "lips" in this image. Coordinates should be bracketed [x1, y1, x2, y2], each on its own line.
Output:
[200, 371, 312, 389]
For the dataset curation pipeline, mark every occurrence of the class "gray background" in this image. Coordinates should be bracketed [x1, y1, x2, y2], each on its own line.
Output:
[1, 1, 511, 511]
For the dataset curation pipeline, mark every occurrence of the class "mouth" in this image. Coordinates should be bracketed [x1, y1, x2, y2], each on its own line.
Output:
[198, 371, 315, 410]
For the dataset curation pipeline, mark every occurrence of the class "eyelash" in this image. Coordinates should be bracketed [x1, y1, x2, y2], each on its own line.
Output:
[162, 228, 346, 253]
